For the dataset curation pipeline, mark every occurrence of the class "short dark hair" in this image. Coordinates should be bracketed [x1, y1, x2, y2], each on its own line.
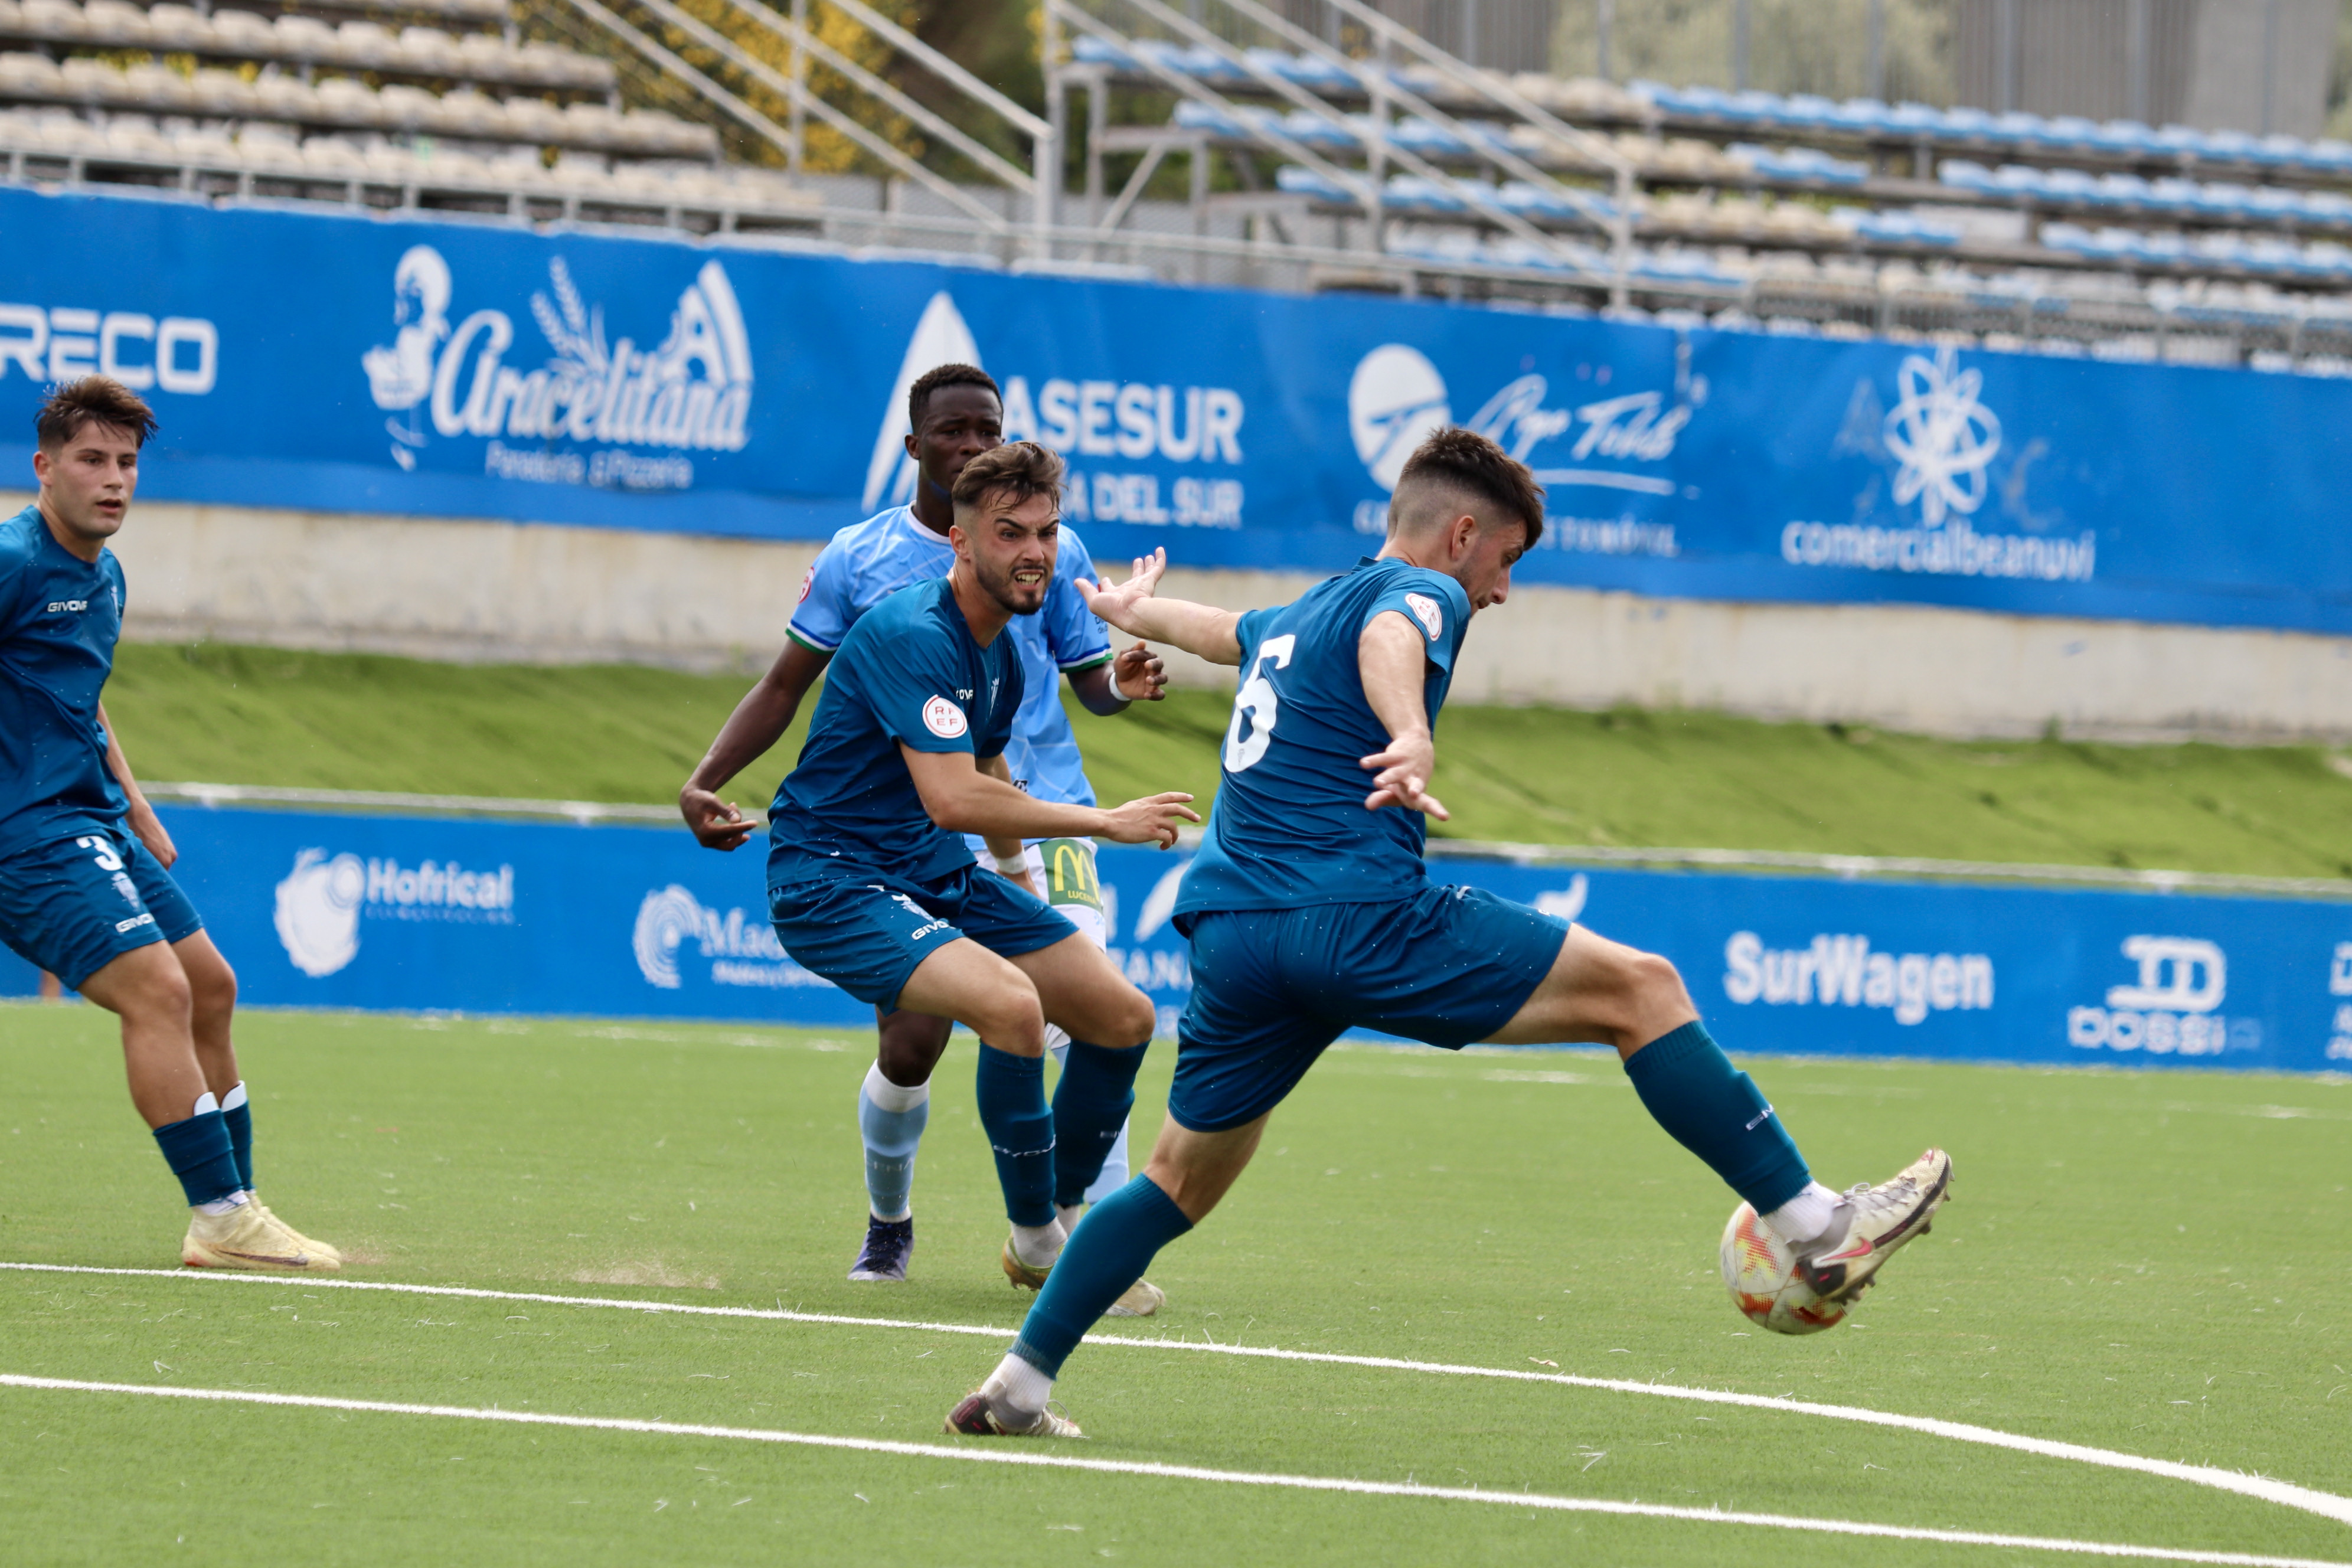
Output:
[1389, 426, 1545, 548]
[36, 377, 158, 452]
[950, 440, 1062, 514]
[909, 362, 999, 432]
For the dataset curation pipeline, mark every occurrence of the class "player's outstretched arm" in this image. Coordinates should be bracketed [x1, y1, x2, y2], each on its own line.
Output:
[679, 639, 830, 851]
[1357, 612, 1451, 821]
[95, 701, 176, 867]
[903, 746, 1199, 850]
[1067, 642, 1168, 716]
[1077, 548, 1243, 667]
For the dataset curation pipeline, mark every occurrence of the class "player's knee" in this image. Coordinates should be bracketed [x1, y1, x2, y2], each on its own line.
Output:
[978, 971, 1046, 1050]
[876, 1010, 952, 1084]
[1619, 949, 1694, 1021]
[1109, 985, 1155, 1050]
[129, 958, 194, 1028]
[188, 955, 236, 1018]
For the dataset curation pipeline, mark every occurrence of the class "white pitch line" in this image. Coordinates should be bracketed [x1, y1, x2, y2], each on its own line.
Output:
[7, 1262, 2349, 1531]
[0, 1373, 2337, 1568]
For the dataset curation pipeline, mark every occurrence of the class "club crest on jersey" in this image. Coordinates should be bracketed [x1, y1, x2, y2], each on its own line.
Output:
[922, 695, 969, 739]
[1404, 592, 1444, 641]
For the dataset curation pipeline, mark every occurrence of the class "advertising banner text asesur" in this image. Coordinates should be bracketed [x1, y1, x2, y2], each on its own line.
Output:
[2, 187, 2348, 633]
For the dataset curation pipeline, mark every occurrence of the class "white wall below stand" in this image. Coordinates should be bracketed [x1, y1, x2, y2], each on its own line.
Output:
[20, 494, 2349, 743]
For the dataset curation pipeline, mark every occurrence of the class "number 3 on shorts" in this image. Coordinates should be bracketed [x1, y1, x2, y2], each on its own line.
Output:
[74, 835, 124, 872]
[1223, 635, 1297, 775]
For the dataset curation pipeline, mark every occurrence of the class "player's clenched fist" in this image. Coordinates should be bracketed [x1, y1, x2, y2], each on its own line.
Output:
[1096, 791, 1199, 850]
[679, 786, 758, 851]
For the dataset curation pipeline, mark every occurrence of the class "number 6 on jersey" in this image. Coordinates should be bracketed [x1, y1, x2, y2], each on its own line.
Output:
[1223, 635, 1297, 774]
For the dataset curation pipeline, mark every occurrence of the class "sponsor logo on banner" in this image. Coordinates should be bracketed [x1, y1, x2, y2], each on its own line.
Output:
[2327, 942, 2352, 1060]
[2066, 935, 2256, 1056]
[1723, 930, 1994, 1027]
[1344, 343, 1688, 559]
[363, 244, 751, 487]
[863, 292, 1249, 531]
[632, 886, 834, 991]
[1786, 345, 2096, 583]
[0, 302, 218, 394]
[272, 848, 516, 979]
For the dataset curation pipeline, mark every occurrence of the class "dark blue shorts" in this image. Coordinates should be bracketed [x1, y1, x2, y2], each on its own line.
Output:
[768, 862, 1078, 1010]
[0, 823, 204, 990]
[1170, 886, 1569, 1133]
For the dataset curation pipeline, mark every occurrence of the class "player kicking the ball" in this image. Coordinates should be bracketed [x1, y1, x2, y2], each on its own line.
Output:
[0, 379, 338, 1271]
[946, 428, 1949, 1438]
[682, 365, 1168, 1305]
[758, 441, 1198, 1291]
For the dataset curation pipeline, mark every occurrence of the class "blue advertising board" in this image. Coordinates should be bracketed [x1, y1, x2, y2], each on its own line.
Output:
[0, 187, 2348, 632]
[4, 804, 2346, 1076]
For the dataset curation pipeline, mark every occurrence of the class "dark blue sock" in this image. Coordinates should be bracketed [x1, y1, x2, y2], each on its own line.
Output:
[1011, 1175, 1193, 1376]
[152, 1110, 243, 1208]
[1051, 1041, 1146, 1208]
[974, 1044, 1056, 1228]
[1622, 1020, 1812, 1214]
[223, 1097, 254, 1192]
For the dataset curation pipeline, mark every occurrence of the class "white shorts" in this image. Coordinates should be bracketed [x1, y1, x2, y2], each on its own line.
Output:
[1009, 837, 1106, 951]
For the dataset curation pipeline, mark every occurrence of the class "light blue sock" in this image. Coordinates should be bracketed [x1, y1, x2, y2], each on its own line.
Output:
[857, 1063, 929, 1221]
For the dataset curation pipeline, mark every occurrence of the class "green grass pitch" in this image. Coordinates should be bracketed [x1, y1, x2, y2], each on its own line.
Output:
[102, 641, 2352, 878]
[1, 1003, 2347, 1566]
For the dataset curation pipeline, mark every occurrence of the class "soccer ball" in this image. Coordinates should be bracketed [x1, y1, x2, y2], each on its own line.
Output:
[1719, 1202, 1847, 1335]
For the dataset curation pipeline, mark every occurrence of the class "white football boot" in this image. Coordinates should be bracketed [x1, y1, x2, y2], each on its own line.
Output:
[1794, 1147, 1952, 1304]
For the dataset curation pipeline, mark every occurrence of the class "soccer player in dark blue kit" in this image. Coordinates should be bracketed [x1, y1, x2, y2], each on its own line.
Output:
[0, 378, 338, 1270]
[948, 427, 1950, 1437]
[762, 440, 1200, 1289]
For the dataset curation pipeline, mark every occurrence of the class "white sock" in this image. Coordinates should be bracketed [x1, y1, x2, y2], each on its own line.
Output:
[862, 1063, 930, 1115]
[221, 1081, 248, 1112]
[192, 1091, 218, 1118]
[986, 1353, 1053, 1415]
[195, 1192, 249, 1216]
[1056, 1203, 1084, 1237]
[1762, 1181, 1841, 1247]
[1009, 1218, 1066, 1270]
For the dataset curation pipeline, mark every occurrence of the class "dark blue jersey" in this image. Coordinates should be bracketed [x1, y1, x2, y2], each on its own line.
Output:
[1176, 557, 1472, 920]
[0, 504, 128, 858]
[766, 576, 1025, 887]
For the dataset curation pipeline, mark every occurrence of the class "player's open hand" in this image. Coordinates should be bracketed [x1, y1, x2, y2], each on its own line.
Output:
[680, 786, 757, 851]
[1112, 640, 1168, 702]
[1360, 734, 1450, 820]
[1097, 791, 1200, 850]
[1077, 548, 1168, 633]
[126, 802, 177, 868]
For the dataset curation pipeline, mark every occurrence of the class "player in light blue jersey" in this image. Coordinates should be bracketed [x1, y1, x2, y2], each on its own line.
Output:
[0, 379, 338, 1272]
[947, 428, 1951, 1438]
[681, 366, 1170, 1302]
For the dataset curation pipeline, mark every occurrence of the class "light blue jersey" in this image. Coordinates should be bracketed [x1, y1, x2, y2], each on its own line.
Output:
[786, 505, 1113, 808]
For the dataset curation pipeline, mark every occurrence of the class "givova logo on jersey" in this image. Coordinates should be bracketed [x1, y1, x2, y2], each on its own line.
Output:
[632, 886, 833, 992]
[2067, 935, 2259, 1057]
[274, 848, 515, 978]
[362, 244, 752, 489]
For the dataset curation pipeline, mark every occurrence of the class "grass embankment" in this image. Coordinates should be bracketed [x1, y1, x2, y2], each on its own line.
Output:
[102, 641, 2352, 878]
